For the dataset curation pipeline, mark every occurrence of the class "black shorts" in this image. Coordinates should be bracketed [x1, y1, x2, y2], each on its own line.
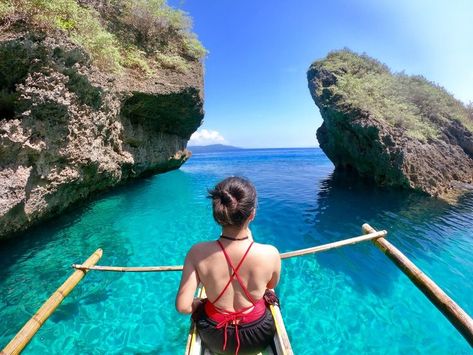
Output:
[194, 304, 276, 355]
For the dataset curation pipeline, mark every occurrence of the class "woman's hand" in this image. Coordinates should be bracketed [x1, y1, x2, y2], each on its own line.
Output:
[192, 297, 203, 313]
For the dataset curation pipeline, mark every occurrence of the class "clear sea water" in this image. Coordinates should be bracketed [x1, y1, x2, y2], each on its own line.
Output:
[0, 148, 472, 354]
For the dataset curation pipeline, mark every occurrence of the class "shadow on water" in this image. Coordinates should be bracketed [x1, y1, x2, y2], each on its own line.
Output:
[0, 173, 164, 275]
[304, 169, 471, 295]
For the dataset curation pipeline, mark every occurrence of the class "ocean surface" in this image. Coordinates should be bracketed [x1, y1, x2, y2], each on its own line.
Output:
[0, 148, 472, 354]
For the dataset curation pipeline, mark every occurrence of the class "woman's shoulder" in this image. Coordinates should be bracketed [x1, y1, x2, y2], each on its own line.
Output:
[189, 241, 216, 251]
[252, 242, 280, 258]
[187, 241, 218, 258]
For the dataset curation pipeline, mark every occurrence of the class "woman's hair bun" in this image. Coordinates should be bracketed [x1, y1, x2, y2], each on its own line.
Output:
[208, 177, 257, 227]
[219, 190, 236, 207]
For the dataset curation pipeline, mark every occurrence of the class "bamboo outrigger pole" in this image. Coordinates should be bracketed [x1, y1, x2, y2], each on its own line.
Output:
[1, 249, 103, 355]
[362, 223, 473, 347]
[4, 226, 473, 352]
[72, 230, 387, 272]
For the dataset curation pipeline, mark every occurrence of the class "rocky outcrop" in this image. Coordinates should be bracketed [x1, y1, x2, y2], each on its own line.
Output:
[0, 27, 203, 239]
[307, 50, 473, 198]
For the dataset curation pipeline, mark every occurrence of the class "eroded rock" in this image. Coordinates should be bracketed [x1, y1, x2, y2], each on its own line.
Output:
[307, 50, 473, 199]
[0, 32, 203, 239]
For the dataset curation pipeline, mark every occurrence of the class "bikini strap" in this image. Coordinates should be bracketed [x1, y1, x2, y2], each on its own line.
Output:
[212, 240, 256, 305]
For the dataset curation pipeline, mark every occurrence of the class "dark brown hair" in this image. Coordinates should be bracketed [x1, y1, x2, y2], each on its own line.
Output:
[208, 177, 257, 227]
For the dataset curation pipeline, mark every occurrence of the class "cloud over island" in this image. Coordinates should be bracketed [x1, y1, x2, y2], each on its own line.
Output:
[189, 129, 226, 145]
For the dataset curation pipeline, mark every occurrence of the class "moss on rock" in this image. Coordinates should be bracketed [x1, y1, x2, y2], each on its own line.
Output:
[1, 0, 206, 73]
[308, 49, 473, 141]
[0, 1, 204, 239]
[308, 49, 473, 197]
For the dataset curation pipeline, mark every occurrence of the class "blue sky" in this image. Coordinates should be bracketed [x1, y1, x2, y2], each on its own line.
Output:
[173, 0, 473, 148]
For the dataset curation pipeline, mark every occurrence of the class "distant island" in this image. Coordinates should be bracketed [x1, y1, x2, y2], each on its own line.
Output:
[188, 144, 242, 154]
[307, 49, 473, 199]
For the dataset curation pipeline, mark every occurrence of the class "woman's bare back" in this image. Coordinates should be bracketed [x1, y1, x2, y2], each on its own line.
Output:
[191, 239, 280, 312]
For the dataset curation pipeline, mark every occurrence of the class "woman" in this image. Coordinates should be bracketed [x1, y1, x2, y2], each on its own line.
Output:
[176, 177, 281, 355]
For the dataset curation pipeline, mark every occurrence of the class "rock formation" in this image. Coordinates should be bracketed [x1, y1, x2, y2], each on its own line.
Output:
[307, 49, 473, 198]
[0, 1, 204, 239]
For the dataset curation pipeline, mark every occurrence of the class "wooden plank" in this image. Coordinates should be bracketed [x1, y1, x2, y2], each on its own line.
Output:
[1, 249, 103, 355]
[185, 287, 205, 355]
[73, 230, 387, 273]
[362, 223, 473, 347]
[269, 302, 294, 355]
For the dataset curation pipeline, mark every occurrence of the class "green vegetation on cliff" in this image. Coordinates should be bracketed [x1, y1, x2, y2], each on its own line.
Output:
[0, 0, 206, 73]
[308, 49, 473, 141]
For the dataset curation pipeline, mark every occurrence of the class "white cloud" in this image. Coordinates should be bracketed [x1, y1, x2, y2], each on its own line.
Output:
[188, 129, 226, 145]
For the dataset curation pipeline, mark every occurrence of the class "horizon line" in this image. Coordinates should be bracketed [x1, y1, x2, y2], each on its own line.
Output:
[188, 145, 320, 149]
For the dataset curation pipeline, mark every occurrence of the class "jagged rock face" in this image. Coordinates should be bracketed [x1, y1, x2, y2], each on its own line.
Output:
[0, 33, 204, 239]
[307, 50, 473, 198]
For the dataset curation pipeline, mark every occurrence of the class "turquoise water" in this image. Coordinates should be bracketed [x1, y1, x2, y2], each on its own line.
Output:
[0, 148, 472, 354]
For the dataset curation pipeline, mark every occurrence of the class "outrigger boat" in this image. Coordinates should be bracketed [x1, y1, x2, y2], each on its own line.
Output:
[185, 287, 293, 355]
[3, 225, 473, 354]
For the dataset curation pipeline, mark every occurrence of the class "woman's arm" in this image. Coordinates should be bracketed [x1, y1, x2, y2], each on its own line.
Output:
[175, 247, 200, 314]
[266, 246, 281, 289]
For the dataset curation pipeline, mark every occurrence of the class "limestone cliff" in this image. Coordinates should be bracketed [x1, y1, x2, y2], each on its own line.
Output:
[0, 1, 204, 239]
[307, 49, 473, 198]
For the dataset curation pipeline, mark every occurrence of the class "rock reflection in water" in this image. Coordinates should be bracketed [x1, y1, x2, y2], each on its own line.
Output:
[304, 169, 462, 295]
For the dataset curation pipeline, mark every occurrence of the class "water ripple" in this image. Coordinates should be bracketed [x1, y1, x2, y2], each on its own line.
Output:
[0, 148, 472, 354]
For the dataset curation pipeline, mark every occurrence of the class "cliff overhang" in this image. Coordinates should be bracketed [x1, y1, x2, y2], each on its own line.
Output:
[0, 1, 205, 240]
